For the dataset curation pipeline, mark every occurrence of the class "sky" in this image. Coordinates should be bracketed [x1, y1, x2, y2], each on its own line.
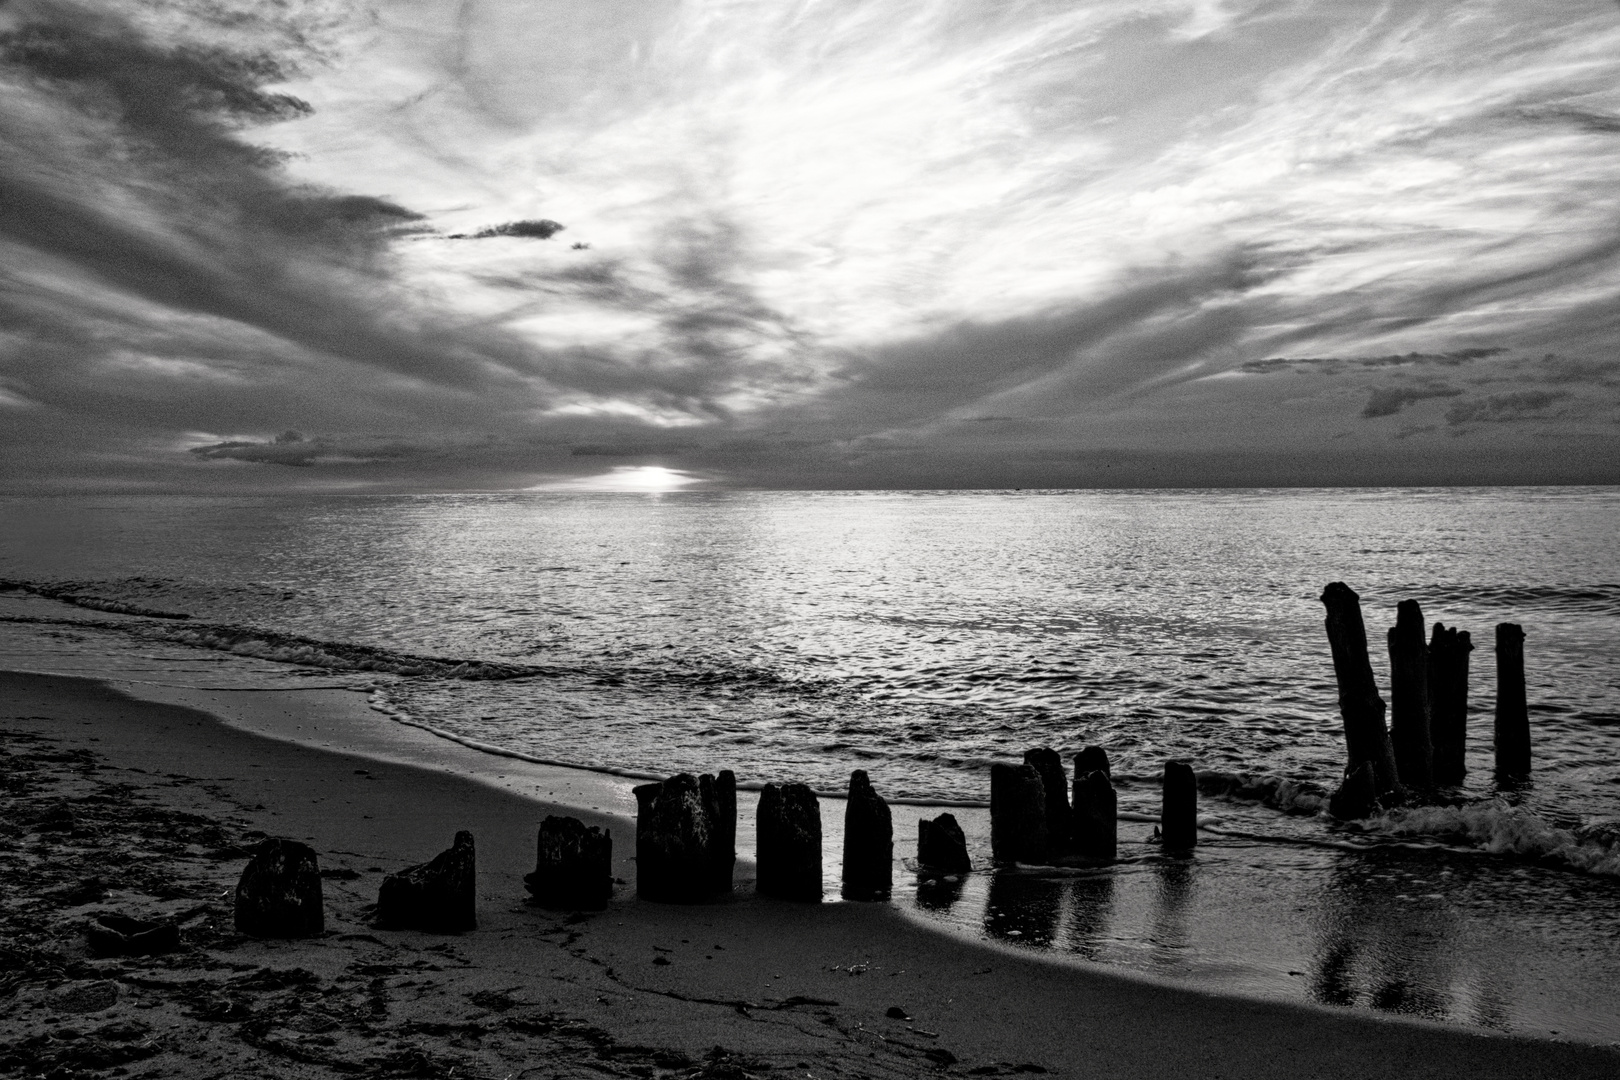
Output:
[2, 0, 1619, 492]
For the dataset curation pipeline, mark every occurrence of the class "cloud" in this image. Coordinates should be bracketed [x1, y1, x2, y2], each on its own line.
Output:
[448, 219, 566, 240]
[1361, 382, 1464, 418]
[1446, 390, 1569, 426]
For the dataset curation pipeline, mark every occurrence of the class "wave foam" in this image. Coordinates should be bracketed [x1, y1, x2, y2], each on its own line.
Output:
[1359, 801, 1620, 875]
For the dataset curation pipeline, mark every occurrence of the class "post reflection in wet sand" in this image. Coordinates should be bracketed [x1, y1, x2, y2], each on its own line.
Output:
[1147, 856, 1197, 973]
[984, 870, 1063, 947]
[1309, 853, 1463, 1025]
[1062, 869, 1116, 961]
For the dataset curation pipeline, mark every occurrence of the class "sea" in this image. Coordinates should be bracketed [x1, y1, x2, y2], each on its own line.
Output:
[2, 488, 1618, 1040]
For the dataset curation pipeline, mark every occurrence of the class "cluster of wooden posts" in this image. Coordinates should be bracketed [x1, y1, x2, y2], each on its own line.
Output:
[219, 579, 1535, 940]
[1320, 581, 1532, 818]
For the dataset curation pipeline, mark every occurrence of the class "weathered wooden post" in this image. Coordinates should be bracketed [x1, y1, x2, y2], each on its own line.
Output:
[1073, 746, 1110, 779]
[634, 773, 715, 903]
[1428, 624, 1473, 786]
[235, 838, 324, 938]
[841, 770, 893, 900]
[1320, 582, 1404, 808]
[527, 816, 612, 911]
[377, 831, 478, 933]
[990, 763, 1048, 864]
[1023, 747, 1071, 852]
[704, 770, 736, 893]
[1072, 770, 1117, 861]
[1387, 599, 1434, 789]
[1161, 761, 1197, 852]
[917, 813, 971, 874]
[1494, 623, 1530, 781]
[757, 783, 822, 901]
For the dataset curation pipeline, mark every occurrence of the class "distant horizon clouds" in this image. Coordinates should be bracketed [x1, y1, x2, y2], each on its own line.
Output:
[2, 0, 1618, 491]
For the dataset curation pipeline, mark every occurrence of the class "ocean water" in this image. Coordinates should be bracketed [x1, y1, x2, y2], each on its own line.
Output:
[2, 488, 1618, 1038]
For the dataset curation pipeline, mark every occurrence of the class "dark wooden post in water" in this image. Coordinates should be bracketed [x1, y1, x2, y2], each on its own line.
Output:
[1387, 599, 1434, 789]
[1320, 582, 1403, 806]
[1023, 747, 1071, 852]
[1161, 761, 1197, 852]
[1494, 622, 1530, 781]
[634, 773, 716, 903]
[990, 763, 1048, 864]
[757, 783, 822, 901]
[1073, 746, 1110, 779]
[1072, 770, 1117, 861]
[842, 770, 893, 900]
[917, 813, 971, 874]
[1428, 624, 1473, 786]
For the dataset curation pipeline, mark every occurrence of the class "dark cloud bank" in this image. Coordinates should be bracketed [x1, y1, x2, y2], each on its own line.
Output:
[1, 1, 1617, 493]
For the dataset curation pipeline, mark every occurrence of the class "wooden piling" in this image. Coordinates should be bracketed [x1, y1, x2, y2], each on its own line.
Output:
[1494, 622, 1530, 781]
[1428, 624, 1473, 786]
[757, 783, 822, 902]
[1072, 770, 1117, 862]
[1023, 747, 1071, 852]
[990, 763, 1048, 864]
[841, 770, 893, 901]
[917, 813, 971, 875]
[1161, 760, 1197, 852]
[1387, 599, 1434, 789]
[1320, 582, 1404, 805]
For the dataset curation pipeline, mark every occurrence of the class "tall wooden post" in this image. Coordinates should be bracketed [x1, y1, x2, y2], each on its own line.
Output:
[1494, 623, 1530, 781]
[1387, 599, 1433, 789]
[1428, 625, 1472, 786]
[1320, 582, 1403, 804]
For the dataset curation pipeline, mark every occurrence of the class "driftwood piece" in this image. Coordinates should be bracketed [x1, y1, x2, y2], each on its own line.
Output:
[1387, 599, 1434, 789]
[1320, 582, 1403, 806]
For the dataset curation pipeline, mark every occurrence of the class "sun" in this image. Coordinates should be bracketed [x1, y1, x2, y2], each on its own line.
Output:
[529, 466, 703, 492]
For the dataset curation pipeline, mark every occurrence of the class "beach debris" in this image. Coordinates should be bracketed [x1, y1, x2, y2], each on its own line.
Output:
[1071, 770, 1117, 861]
[1022, 747, 1071, 852]
[1320, 582, 1404, 810]
[527, 815, 613, 911]
[841, 769, 893, 901]
[85, 913, 180, 957]
[234, 837, 325, 938]
[918, 813, 971, 874]
[1160, 760, 1197, 852]
[707, 770, 738, 893]
[635, 773, 726, 903]
[1387, 599, 1435, 789]
[1428, 623, 1473, 786]
[1495, 622, 1531, 781]
[990, 763, 1047, 864]
[49, 980, 120, 1013]
[757, 782, 823, 901]
[885, 1006, 912, 1020]
[376, 830, 477, 933]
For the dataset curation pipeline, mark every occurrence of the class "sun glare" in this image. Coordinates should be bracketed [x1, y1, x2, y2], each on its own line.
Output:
[530, 466, 702, 492]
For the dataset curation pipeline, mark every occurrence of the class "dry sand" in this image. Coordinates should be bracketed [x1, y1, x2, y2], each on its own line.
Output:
[3, 670, 1617, 1080]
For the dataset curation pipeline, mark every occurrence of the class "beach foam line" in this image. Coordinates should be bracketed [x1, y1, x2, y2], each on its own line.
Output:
[0, 578, 191, 619]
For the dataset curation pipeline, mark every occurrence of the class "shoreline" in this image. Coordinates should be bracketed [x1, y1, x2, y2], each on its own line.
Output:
[4, 669, 1620, 1078]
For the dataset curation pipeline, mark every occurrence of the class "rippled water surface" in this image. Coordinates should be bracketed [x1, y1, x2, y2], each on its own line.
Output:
[3, 488, 1620, 1038]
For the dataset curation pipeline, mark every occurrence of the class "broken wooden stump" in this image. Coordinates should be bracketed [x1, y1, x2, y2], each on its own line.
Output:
[990, 762, 1048, 864]
[377, 830, 477, 933]
[235, 838, 324, 938]
[1072, 770, 1117, 862]
[526, 815, 612, 911]
[1494, 622, 1530, 781]
[1073, 745, 1110, 779]
[708, 769, 737, 894]
[1161, 760, 1197, 852]
[758, 782, 823, 901]
[841, 770, 893, 901]
[917, 813, 971, 875]
[634, 773, 718, 903]
[1321, 581, 1404, 807]
[1428, 623, 1473, 786]
[1387, 599, 1434, 789]
[1022, 747, 1071, 852]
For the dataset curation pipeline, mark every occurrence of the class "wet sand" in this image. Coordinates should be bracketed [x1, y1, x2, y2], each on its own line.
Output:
[3, 670, 1618, 1079]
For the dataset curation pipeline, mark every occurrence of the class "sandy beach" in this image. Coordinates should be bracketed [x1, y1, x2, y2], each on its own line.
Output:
[3, 670, 1618, 1080]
